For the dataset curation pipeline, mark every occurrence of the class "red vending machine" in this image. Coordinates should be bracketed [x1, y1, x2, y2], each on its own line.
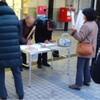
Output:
[59, 7, 72, 22]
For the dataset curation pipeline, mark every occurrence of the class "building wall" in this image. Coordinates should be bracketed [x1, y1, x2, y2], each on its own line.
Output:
[79, 0, 92, 10]
[5, 0, 93, 29]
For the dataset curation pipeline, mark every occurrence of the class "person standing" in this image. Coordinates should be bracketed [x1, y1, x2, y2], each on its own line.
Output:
[91, 18, 100, 64]
[0, 1, 24, 99]
[69, 8, 98, 90]
[35, 19, 56, 68]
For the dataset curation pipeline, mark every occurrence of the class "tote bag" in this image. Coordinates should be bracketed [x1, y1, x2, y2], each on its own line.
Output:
[76, 42, 93, 56]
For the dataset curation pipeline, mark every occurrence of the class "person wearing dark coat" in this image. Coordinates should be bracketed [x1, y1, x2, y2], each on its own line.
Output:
[19, 16, 35, 68]
[90, 53, 100, 84]
[92, 19, 100, 64]
[19, 16, 35, 44]
[0, 1, 24, 99]
[35, 19, 56, 68]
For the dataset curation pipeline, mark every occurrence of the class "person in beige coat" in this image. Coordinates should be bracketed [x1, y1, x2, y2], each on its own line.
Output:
[69, 8, 98, 90]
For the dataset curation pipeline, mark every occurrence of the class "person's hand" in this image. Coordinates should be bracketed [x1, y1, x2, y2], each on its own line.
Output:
[27, 39, 32, 45]
[69, 26, 76, 31]
[49, 39, 56, 42]
[44, 40, 49, 43]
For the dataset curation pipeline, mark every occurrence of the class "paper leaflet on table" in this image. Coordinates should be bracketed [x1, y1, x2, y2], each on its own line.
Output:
[39, 42, 56, 47]
[20, 44, 52, 62]
[25, 45, 38, 52]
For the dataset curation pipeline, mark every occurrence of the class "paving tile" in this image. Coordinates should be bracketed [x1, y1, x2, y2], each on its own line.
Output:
[4, 31, 100, 100]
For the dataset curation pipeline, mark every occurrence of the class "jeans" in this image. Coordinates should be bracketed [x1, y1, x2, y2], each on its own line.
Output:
[75, 57, 91, 87]
[0, 67, 24, 98]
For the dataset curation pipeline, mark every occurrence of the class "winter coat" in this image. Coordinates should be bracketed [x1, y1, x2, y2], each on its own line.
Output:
[72, 21, 98, 58]
[35, 20, 52, 43]
[97, 21, 100, 47]
[90, 53, 100, 84]
[0, 5, 22, 68]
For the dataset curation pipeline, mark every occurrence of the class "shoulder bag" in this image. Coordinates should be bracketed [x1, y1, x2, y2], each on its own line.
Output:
[76, 33, 94, 56]
[76, 42, 93, 56]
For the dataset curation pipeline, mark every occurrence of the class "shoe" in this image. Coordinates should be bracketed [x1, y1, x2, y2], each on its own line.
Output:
[69, 84, 81, 90]
[37, 65, 42, 68]
[22, 64, 29, 69]
[53, 54, 59, 58]
[52, 51, 59, 57]
[42, 63, 50, 67]
[1, 97, 7, 100]
[83, 82, 90, 86]
[19, 95, 24, 100]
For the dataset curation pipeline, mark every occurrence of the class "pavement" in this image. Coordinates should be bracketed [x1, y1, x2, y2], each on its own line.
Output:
[4, 30, 100, 100]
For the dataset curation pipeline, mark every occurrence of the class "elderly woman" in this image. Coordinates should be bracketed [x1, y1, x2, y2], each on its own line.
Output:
[69, 8, 98, 90]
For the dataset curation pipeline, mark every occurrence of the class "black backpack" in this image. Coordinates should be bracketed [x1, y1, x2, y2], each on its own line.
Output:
[34, 16, 48, 26]
[90, 53, 100, 84]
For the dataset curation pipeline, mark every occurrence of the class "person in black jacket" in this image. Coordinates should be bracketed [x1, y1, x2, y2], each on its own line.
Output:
[92, 18, 100, 64]
[0, 1, 24, 99]
[35, 19, 56, 68]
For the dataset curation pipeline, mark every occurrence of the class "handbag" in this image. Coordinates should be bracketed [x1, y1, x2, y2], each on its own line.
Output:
[76, 42, 93, 56]
[58, 33, 71, 47]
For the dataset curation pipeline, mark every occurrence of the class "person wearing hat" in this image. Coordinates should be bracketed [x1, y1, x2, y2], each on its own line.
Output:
[68, 8, 98, 90]
[35, 19, 56, 68]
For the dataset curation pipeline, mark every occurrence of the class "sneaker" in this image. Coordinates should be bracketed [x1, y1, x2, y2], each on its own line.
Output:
[1, 97, 7, 100]
[69, 84, 81, 90]
[42, 63, 50, 67]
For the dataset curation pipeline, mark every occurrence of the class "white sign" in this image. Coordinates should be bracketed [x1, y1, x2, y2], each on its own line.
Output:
[75, 10, 84, 32]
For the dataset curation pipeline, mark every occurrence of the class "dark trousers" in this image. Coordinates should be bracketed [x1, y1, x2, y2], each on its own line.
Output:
[37, 53, 47, 65]
[75, 57, 91, 87]
[22, 52, 27, 65]
[0, 67, 24, 98]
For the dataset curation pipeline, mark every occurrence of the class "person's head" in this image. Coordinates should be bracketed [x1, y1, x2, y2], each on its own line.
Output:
[82, 8, 96, 21]
[47, 20, 56, 31]
[25, 16, 35, 27]
[0, 1, 8, 6]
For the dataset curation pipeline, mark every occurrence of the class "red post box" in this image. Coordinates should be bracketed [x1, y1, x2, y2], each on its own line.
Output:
[59, 7, 72, 22]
